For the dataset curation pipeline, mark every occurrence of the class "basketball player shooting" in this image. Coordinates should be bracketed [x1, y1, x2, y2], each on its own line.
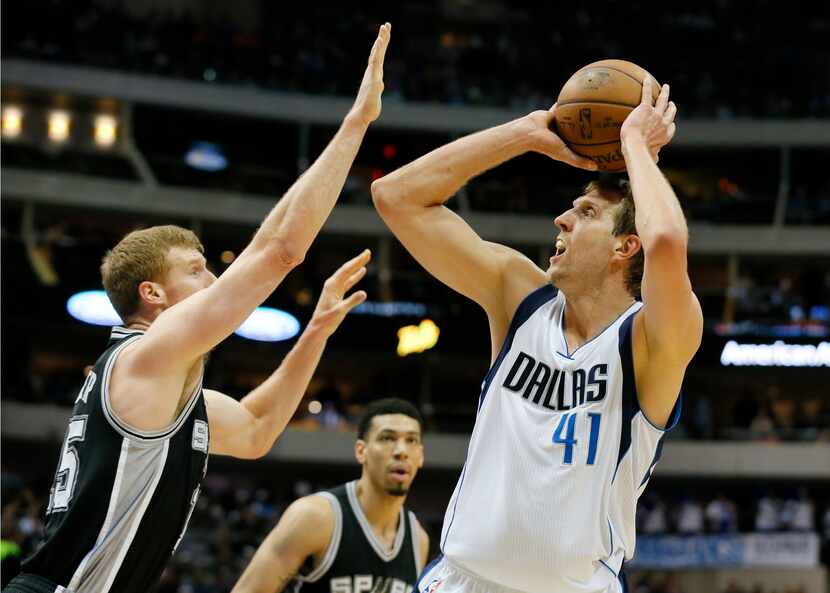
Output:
[4, 24, 392, 593]
[372, 77, 702, 593]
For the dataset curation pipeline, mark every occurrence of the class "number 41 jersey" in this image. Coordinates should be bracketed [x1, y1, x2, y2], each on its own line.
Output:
[22, 326, 209, 593]
[439, 286, 681, 593]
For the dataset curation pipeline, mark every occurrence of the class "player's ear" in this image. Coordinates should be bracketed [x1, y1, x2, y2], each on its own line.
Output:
[355, 439, 367, 464]
[138, 280, 166, 307]
[614, 234, 641, 262]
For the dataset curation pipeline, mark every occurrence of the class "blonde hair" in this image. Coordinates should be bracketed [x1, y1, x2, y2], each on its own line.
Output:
[101, 225, 203, 320]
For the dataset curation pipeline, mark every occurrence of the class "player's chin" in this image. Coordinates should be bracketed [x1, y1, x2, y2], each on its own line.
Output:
[384, 483, 410, 497]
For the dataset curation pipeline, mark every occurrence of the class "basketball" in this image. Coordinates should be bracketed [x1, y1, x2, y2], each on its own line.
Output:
[553, 59, 660, 172]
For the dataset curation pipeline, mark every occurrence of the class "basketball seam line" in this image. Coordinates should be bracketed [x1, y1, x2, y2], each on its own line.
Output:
[565, 140, 626, 147]
[556, 99, 640, 108]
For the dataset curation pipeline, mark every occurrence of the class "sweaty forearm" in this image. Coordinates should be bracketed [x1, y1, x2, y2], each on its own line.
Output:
[621, 136, 688, 250]
[251, 114, 370, 264]
[240, 322, 329, 449]
[374, 117, 534, 209]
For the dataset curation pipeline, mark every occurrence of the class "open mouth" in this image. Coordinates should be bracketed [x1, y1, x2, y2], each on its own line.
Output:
[552, 238, 567, 260]
[389, 467, 410, 482]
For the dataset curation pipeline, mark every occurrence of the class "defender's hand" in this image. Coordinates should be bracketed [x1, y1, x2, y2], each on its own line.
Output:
[525, 106, 597, 171]
[349, 23, 391, 126]
[621, 76, 677, 161]
[309, 250, 370, 338]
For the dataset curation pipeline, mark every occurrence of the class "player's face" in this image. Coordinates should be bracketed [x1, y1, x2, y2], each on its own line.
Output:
[358, 414, 424, 497]
[547, 191, 620, 288]
[160, 246, 217, 308]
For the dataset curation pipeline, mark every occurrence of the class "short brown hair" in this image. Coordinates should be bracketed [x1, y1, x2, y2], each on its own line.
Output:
[101, 225, 203, 321]
[584, 176, 643, 300]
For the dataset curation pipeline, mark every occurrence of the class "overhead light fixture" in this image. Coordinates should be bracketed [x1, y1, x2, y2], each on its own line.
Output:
[185, 141, 228, 172]
[234, 307, 300, 342]
[94, 114, 118, 148]
[67, 292, 300, 342]
[2, 105, 23, 139]
[397, 319, 440, 356]
[67, 290, 122, 326]
[48, 110, 71, 143]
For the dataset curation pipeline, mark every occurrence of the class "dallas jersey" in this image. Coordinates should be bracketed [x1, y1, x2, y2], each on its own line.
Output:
[19, 326, 209, 593]
[292, 481, 421, 593]
[439, 285, 680, 593]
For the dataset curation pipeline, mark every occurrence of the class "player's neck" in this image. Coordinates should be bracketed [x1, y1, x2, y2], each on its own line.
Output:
[354, 476, 405, 536]
[561, 285, 635, 351]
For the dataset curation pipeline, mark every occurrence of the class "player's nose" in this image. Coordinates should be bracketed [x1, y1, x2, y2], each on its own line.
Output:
[554, 210, 572, 232]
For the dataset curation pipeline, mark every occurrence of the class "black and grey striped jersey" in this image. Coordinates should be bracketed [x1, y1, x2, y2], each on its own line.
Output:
[291, 481, 420, 593]
[21, 326, 209, 593]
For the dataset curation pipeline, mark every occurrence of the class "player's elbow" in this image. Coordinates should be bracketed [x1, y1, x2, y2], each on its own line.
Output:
[371, 178, 400, 214]
[264, 236, 306, 271]
[643, 229, 687, 257]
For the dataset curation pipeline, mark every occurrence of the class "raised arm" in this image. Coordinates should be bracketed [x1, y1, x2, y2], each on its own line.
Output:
[621, 78, 703, 427]
[113, 25, 390, 429]
[371, 107, 595, 341]
[231, 496, 334, 593]
[206, 251, 369, 459]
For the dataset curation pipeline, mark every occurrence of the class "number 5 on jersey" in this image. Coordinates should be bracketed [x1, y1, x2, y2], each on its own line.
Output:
[552, 411, 602, 465]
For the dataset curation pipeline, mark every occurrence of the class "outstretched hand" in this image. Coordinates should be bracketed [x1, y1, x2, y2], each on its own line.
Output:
[309, 250, 370, 338]
[349, 23, 391, 126]
[525, 106, 598, 171]
[621, 76, 677, 162]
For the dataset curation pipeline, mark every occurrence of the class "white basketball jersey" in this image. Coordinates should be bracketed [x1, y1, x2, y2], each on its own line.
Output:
[440, 285, 681, 593]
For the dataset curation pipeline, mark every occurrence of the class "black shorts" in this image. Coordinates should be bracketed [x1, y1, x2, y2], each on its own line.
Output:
[3, 573, 63, 593]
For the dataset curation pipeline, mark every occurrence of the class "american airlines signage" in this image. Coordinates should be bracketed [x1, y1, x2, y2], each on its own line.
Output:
[720, 340, 830, 367]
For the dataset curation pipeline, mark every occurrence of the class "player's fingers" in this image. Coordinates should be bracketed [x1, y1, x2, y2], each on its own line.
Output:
[641, 76, 653, 105]
[377, 23, 391, 73]
[561, 147, 598, 171]
[339, 290, 368, 314]
[666, 122, 677, 143]
[663, 101, 677, 125]
[342, 266, 367, 293]
[655, 83, 670, 113]
[329, 250, 371, 287]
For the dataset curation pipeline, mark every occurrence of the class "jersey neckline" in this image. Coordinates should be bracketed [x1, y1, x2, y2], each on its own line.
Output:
[345, 480, 406, 562]
[556, 295, 642, 360]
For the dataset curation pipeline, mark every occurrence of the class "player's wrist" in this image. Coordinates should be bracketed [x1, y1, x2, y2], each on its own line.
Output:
[343, 109, 373, 132]
[620, 130, 648, 150]
[514, 115, 546, 153]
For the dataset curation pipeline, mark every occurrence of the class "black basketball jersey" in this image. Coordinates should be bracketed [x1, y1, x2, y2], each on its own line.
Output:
[21, 326, 209, 593]
[291, 481, 421, 593]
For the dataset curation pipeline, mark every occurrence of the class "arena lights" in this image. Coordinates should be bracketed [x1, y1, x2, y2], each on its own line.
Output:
[720, 340, 830, 367]
[67, 291, 300, 342]
[396, 319, 440, 356]
[233, 307, 300, 342]
[94, 114, 118, 148]
[185, 142, 228, 172]
[353, 301, 428, 318]
[48, 110, 71, 143]
[67, 291, 122, 326]
[2, 105, 23, 139]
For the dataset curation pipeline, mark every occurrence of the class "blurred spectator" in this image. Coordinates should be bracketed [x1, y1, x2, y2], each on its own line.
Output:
[705, 493, 738, 533]
[640, 496, 669, 535]
[749, 403, 778, 442]
[755, 494, 781, 532]
[781, 489, 815, 532]
[676, 498, 705, 535]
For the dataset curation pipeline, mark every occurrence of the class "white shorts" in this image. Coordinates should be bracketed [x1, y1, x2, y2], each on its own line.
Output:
[414, 555, 629, 593]
[415, 555, 523, 593]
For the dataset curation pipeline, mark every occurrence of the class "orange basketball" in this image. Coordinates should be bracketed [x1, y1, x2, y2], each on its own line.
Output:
[553, 59, 660, 172]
